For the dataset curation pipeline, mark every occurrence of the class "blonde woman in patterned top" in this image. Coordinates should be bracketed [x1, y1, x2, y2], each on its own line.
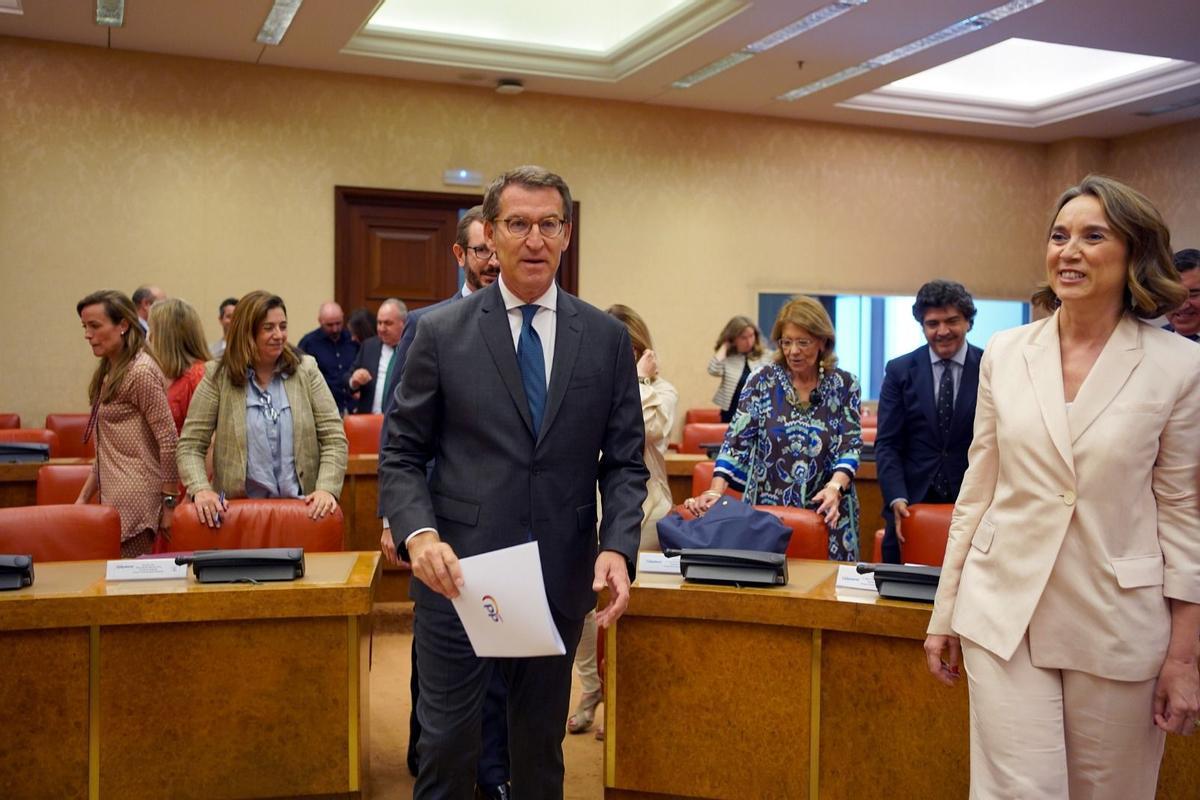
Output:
[75, 290, 180, 558]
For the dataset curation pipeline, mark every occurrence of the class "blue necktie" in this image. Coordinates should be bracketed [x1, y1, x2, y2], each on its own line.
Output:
[518, 304, 546, 437]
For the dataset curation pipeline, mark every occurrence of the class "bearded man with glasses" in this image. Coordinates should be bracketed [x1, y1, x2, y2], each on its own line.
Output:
[380, 166, 648, 799]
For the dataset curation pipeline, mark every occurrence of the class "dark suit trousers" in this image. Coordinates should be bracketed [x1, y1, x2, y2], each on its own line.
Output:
[413, 597, 585, 800]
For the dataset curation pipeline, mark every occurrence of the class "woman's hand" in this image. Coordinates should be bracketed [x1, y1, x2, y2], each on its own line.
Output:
[158, 506, 174, 539]
[715, 342, 729, 359]
[305, 490, 338, 520]
[812, 484, 842, 526]
[637, 349, 658, 380]
[192, 489, 227, 529]
[683, 491, 722, 517]
[1153, 656, 1200, 735]
[924, 634, 961, 687]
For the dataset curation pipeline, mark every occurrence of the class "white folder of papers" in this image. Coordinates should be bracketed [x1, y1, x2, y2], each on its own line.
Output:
[450, 541, 566, 658]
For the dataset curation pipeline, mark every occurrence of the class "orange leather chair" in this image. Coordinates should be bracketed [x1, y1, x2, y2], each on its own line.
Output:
[861, 406, 877, 429]
[900, 503, 953, 566]
[669, 503, 828, 560]
[44, 414, 95, 459]
[872, 529, 884, 562]
[0, 504, 121, 561]
[684, 408, 722, 425]
[169, 498, 345, 552]
[861, 428, 877, 445]
[680, 423, 728, 455]
[755, 506, 829, 560]
[344, 414, 385, 455]
[36, 464, 95, 505]
[0, 428, 60, 457]
[0, 413, 19, 429]
[690, 460, 742, 500]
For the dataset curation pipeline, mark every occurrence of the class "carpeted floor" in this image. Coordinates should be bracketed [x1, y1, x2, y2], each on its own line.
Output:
[367, 605, 604, 798]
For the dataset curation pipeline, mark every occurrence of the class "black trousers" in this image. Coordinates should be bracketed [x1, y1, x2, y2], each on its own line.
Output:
[408, 624, 510, 786]
[412, 597, 585, 800]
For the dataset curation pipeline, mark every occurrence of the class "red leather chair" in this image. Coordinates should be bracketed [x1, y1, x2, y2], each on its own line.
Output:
[344, 414, 385, 456]
[680, 423, 728, 455]
[36, 464, 95, 505]
[690, 460, 742, 500]
[901, 503, 953, 566]
[0, 428, 60, 457]
[861, 428, 877, 445]
[0, 413, 19, 429]
[873, 529, 884, 562]
[0, 504, 121, 561]
[44, 414, 95, 459]
[169, 498, 345, 552]
[684, 408, 721, 425]
[860, 406, 877, 429]
[755, 506, 829, 560]
[669, 503, 828, 560]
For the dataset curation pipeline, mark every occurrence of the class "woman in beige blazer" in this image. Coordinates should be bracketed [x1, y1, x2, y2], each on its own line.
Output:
[925, 175, 1200, 798]
[177, 290, 348, 527]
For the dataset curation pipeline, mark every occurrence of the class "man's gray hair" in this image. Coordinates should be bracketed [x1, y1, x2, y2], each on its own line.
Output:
[380, 297, 408, 320]
[482, 165, 572, 225]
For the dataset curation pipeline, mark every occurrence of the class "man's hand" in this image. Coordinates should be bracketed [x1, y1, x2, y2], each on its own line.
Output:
[380, 526, 402, 566]
[593, 550, 631, 628]
[349, 368, 372, 390]
[892, 500, 910, 543]
[408, 531, 464, 599]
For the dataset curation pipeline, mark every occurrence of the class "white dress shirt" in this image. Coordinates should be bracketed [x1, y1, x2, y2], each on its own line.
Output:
[370, 343, 396, 414]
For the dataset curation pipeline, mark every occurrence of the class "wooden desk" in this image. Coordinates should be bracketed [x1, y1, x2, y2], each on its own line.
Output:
[0, 551, 380, 800]
[603, 562, 1198, 799]
[664, 454, 886, 557]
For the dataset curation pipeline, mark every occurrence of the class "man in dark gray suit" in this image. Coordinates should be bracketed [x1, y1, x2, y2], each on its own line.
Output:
[379, 166, 648, 799]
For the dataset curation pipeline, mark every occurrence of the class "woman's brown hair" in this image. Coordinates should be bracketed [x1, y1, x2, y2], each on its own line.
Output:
[606, 304, 653, 360]
[218, 290, 300, 387]
[770, 296, 837, 372]
[148, 298, 211, 380]
[76, 290, 147, 404]
[714, 315, 764, 359]
[1033, 174, 1184, 318]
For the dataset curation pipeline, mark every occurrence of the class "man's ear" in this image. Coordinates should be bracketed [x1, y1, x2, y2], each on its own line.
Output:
[560, 222, 572, 250]
[451, 243, 466, 267]
[483, 220, 496, 251]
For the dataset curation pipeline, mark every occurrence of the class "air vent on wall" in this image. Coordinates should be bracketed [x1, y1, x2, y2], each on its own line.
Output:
[1134, 96, 1200, 117]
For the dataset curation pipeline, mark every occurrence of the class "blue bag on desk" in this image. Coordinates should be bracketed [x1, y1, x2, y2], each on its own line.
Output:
[656, 497, 791, 554]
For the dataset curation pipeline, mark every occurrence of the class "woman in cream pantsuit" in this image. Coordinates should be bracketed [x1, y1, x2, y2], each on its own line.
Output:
[925, 175, 1200, 799]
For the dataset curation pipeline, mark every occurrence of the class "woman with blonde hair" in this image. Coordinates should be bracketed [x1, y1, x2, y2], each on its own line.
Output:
[148, 297, 210, 433]
[177, 290, 348, 525]
[688, 296, 863, 560]
[925, 175, 1199, 797]
[708, 315, 769, 422]
[569, 304, 679, 736]
[75, 290, 180, 557]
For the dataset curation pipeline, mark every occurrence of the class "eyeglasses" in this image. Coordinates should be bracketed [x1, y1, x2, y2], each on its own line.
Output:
[464, 244, 493, 260]
[500, 216, 566, 239]
[778, 338, 818, 351]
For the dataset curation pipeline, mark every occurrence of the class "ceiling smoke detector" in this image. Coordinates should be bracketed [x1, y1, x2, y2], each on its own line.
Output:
[495, 78, 525, 95]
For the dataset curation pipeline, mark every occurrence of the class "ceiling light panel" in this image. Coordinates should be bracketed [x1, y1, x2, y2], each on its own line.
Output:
[777, 0, 1048, 101]
[257, 0, 303, 47]
[672, 0, 869, 90]
[95, 0, 123, 27]
[0, 0, 23, 16]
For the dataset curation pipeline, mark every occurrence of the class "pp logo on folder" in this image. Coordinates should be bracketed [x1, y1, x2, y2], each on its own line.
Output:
[482, 595, 502, 622]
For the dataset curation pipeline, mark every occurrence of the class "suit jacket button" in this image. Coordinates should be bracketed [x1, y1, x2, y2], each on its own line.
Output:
[1062, 490, 1076, 506]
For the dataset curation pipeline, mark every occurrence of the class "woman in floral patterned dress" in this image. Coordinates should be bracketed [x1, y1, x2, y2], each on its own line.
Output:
[686, 296, 863, 560]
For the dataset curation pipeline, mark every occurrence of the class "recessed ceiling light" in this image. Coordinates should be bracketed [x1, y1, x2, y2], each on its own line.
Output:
[95, 0, 123, 27]
[495, 78, 525, 95]
[777, 0, 1048, 101]
[672, 1, 869, 89]
[838, 37, 1200, 127]
[257, 0, 303, 47]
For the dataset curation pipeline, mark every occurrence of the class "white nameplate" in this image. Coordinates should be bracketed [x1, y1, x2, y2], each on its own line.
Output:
[105, 558, 188, 581]
[835, 564, 878, 593]
[638, 552, 681, 575]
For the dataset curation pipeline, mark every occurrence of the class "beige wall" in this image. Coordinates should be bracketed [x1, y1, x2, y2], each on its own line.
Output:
[1, 37, 1196, 430]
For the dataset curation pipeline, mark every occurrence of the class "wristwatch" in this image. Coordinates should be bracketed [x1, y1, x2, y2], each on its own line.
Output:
[161, 493, 179, 510]
[638, 376, 653, 386]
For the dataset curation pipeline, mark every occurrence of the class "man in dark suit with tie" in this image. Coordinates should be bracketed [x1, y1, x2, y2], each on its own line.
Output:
[347, 298, 406, 414]
[875, 280, 982, 564]
[379, 166, 648, 799]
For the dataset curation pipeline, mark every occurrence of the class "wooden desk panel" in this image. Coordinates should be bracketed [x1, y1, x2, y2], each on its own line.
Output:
[605, 562, 1197, 799]
[0, 552, 379, 800]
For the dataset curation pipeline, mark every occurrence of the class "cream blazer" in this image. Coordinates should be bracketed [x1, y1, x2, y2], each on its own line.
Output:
[177, 355, 348, 500]
[928, 311, 1200, 681]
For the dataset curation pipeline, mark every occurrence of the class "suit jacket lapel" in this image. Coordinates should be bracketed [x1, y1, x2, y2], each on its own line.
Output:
[478, 285, 537, 437]
[539, 291, 582, 445]
[1023, 314, 1075, 476]
[912, 350, 938, 437]
[1067, 314, 1143, 445]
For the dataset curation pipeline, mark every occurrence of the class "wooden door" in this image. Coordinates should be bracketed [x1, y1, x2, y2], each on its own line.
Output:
[334, 186, 580, 315]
